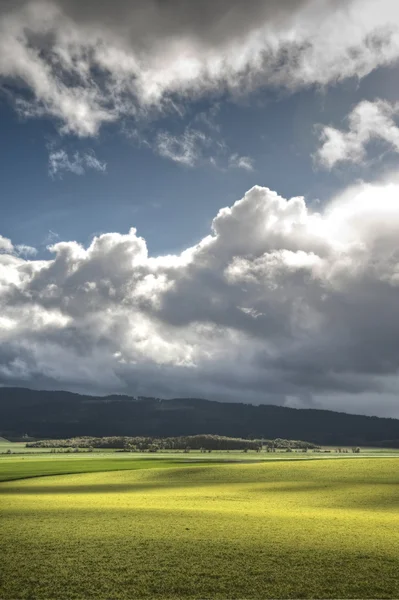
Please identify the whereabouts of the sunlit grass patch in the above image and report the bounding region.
[1,458,399,599]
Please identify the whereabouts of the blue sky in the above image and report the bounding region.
[2,63,398,257]
[2,0,399,417]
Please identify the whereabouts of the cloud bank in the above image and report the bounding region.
[2,181,399,416]
[1,0,399,135]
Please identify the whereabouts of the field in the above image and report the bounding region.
[0,439,56,454]
[1,452,399,599]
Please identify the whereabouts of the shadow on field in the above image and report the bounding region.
[0,479,334,497]
[250,482,333,494]
[2,529,399,600]
[331,487,399,512]
[0,465,220,495]
[0,481,198,495]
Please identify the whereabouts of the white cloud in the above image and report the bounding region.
[155,129,210,166]
[3,180,399,415]
[82,152,107,173]
[15,245,38,258]
[0,236,36,258]
[0,236,14,254]
[316,100,399,168]
[229,154,255,171]
[1,1,399,136]
[153,130,254,170]
[45,230,60,245]
[48,149,106,178]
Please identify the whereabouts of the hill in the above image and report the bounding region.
[1,386,399,446]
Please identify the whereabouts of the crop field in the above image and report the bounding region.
[1,454,399,599]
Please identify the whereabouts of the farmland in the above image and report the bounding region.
[1,451,399,599]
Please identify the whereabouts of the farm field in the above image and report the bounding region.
[1,454,399,599]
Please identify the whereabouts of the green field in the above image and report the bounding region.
[1,453,399,599]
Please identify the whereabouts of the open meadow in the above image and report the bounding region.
[1,451,399,599]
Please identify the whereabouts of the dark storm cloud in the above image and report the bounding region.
[2,183,399,416]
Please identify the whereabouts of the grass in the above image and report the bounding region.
[1,455,399,599]
[0,439,53,453]
[0,455,211,482]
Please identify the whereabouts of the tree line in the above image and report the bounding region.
[27,434,320,452]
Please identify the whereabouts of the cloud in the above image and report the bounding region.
[229,154,255,171]
[0,235,14,253]
[1,1,399,135]
[15,245,38,257]
[0,235,36,258]
[83,152,107,173]
[316,100,399,168]
[153,127,247,169]
[155,128,211,166]
[48,149,106,177]
[44,230,60,245]
[3,179,399,415]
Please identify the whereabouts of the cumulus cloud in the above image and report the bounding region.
[316,100,399,168]
[1,0,399,135]
[3,180,399,415]
[48,149,106,177]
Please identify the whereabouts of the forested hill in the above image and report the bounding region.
[1,386,399,447]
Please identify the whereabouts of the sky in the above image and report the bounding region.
[2,1,399,417]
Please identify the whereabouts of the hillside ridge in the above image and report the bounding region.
[1,386,398,446]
